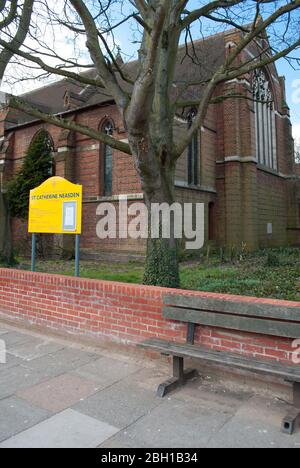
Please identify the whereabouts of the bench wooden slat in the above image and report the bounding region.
[164,294,300,322]
[138,338,300,383]
[163,306,300,338]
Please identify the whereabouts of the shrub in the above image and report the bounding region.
[7,130,54,219]
[265,251,280,267]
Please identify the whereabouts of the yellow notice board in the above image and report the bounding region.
[28,177,82,234]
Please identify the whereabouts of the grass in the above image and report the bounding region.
[8,247,300,301]
[14,259,145,285]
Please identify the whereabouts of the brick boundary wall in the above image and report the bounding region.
[0,268,298,366]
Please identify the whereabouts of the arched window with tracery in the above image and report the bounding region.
[253,69,277,170]
[101,120,114,196]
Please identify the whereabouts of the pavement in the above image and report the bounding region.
[0,321,300,448]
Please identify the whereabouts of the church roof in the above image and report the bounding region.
[11,32,227,126]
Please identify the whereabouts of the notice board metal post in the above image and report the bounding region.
[75,234,81,277]
[31,233,37,272]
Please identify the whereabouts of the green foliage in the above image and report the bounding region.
[143,238,180,288]
[0,193,17,266]
[180,247,300,301]
[0,254,18,267]
[265,251,280,267]
[7,130,53,219]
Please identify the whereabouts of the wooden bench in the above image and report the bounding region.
[138,294,300,435]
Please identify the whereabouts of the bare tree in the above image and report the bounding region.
[0,1,34,81]
[0,0,299,286]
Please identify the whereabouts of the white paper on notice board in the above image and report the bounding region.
[63,201,77,231]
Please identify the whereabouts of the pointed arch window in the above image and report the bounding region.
[187,109,199,186]
[253,69,277,170]
[101,120,114,196]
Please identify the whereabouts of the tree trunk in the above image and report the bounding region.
[142,164,180,289]
[128,125,180,288]
[143,230,180,288]
[0,193,15,266]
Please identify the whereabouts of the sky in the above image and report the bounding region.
[277,60,300,141]
[1,0,299,141]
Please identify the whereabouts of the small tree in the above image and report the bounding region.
[7,130,53,219]
[0,193,15,265]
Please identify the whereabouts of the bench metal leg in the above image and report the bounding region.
[282,382,300,435]
[157,356,197,398]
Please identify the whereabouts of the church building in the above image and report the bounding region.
[0,26,299,259]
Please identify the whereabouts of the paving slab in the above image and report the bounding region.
[22,347,100,379]
[1,331,33,348]
[74,379,164,429]
[0,353,24,373]
[1,321,300,448]
[106,365,247,415]
[0,365,50,400]
[72,357,143,389]
[207,396,300,448]
[17,373,101,412]
[0,409,119,448]
[123,366,171,393]
[171,375,252,412]
[0,396,51,443]
[8,337,65,361]
[100,397,234,448]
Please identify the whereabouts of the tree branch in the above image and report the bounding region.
[131,0,148,19]
[0,37,106,88]
[0,0,17,29]
[69,0,129,111]
[221,37,300,82]
[0,0,34,80]
[125,2,167,130]
[180,0,244,30]
[222,0,300,73]
[7,95,132,155]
